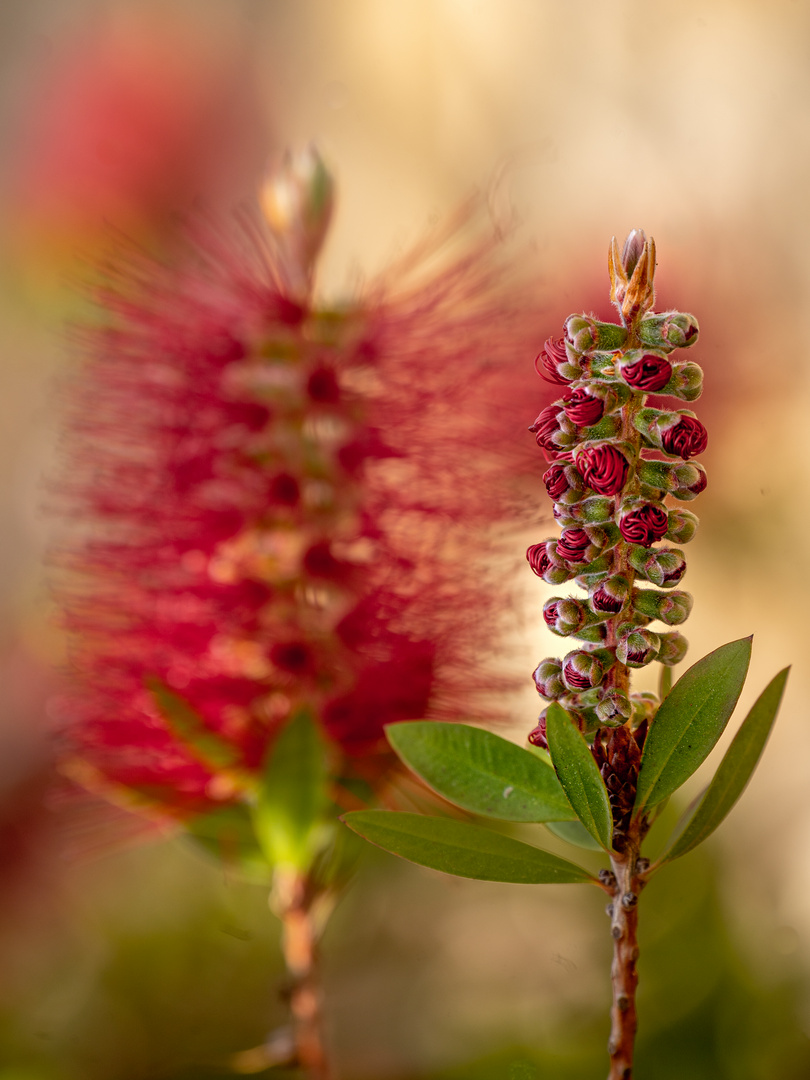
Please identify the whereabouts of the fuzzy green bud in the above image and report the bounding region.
[638,311,699,351]
[637,460,708,501]
[632,588,693,626]
[616,627,661,668]
[533,658,566,699]
[666,508,699,544]
[595,688,633,726]
[627,545,687,588]
[552,495,615,528]
[657,631,689,666]
[564,315,628,354]
[561,649,605,691]
[666,362,704,402]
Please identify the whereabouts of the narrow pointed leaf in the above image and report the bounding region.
[546,819,604,852]
[342,810,595,884]
[634,636,752,817]
[545,703,612,851]
[660,667,788,864]
[253,708,328,869]
[386,721,575,823]
[148,678,241,770]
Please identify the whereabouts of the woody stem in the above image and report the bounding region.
[275,870,332,1080]
[606,836,643,1080]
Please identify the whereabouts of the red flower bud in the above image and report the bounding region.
[576,444,629,496]
[543,461,582,501]
[621,353,672,392]
[661,415,708,460]
[687,467,708,497]
[527,715,548,749]
[556,528,592,564]
[534,337,574,385]
[590,574,630,614]
[619,503,669,546]
[563,387,604,426]
[529,405,564,453]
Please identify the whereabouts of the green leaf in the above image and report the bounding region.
[252,708,329,870]
[147,678,241,770]
[634,636,752,817]
[659,667,788,864]
[186,803,272,882]
[659,663,673,701]
[342,810,595,884]
[385,721,575,823]
[545,703,612,851]
[546,819,605,852]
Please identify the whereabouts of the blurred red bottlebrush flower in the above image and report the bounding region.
[50,154,545,821]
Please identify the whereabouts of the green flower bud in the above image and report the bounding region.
[632,588,693,626]
[564,315,628,354]
[616,627,661,668]
[666,362,704,402]
[666,508,699,544]
[532,658,566,699]
[595,689,633,726]
[574,624,609,644]
[588,573,631,615]
[657,631,689,666]
[631,692,659,726]
[627,545,687,588]
[637,460,708,501]
[638,311,699,351]
[562,649,605,690]
[553,496,615,527]
[543,597,587,635]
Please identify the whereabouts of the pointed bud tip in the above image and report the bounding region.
[621,229,648,277]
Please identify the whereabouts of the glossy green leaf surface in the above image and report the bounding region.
[634,636,752,817]
[148,678,241,770]
[546,819,605,852]
[386,721,575,822]
[545,704,613,851]
[660,667,788,864]
[253,708,328,870]
[342,810,595,884]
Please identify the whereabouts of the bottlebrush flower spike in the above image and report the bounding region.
[51,151,543,826]
[527,228,705,746]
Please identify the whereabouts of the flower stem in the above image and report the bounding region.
[606,839,643,1080]
[274,869,333,1080]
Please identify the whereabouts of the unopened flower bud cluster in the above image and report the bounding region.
[527,239,706,747]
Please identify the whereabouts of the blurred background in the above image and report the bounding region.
[0,1,809,1077]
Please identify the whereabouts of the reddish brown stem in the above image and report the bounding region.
[275,870,333,1080]
[606,842,643,1080]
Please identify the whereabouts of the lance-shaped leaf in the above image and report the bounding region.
[253,708,328,870]
[634,636,752,818]
[342,810,595,884]
[147,678,241,770]
[545,703,612,851]
[659,667,788,864]
[386,721,575,823]
[187,803,272,882]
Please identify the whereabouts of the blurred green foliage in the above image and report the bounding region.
[0,823,807,1079]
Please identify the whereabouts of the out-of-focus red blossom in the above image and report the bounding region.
[6,12,263,269]
[50,191,546,822]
